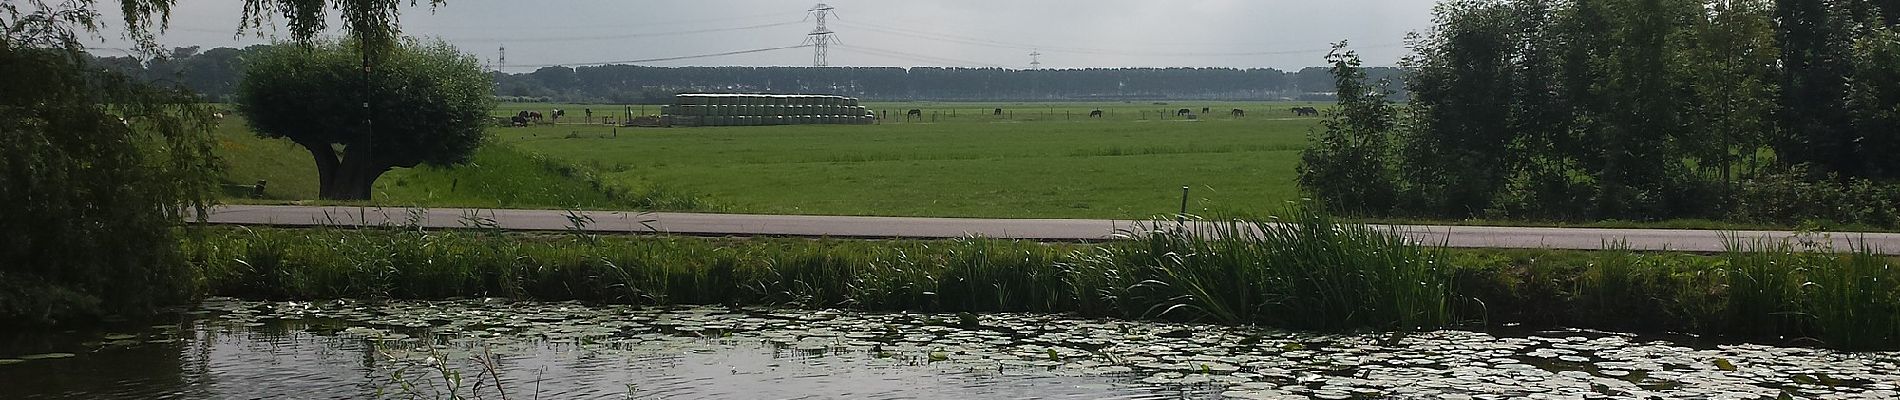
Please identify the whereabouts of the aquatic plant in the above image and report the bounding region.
[189,206,1900,349]
[1089,206,1451,330]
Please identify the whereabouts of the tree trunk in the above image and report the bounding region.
[299,140,389,201]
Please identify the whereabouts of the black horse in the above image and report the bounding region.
[1089,109,1103,118]
[907,109,923,120]
[1290,107,1318,117]
[1231,109,1245,118]
[993,108,1003,116]
[1201,107,1210,115]
[1176,108,1193,117]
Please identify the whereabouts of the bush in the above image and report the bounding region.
[1,40,218,327]
[1731,167,1900,228]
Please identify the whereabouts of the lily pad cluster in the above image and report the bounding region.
[78,298,1900,399]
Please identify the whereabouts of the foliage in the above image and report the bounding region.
[1730,166,1900,227]
[1397,0,1522,217]
[1303,0,1900,227]
[236,38,494,200]
[1,1,219,325]
[1297,43,1400,215]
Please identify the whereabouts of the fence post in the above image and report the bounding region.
[1178,186,1190,224]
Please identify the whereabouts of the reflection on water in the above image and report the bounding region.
[0,302,1194,399]
[2,298,1898,399]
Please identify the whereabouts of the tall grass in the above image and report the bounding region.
[194,205,1451,331]
[1078,208,1450,330]
[190,210,1900,349]
[1722,236,1900,350]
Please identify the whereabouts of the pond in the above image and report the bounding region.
[2,298,1896,399]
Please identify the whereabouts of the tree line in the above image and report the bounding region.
[1302,0,1900,227]
[96,46,1406,102]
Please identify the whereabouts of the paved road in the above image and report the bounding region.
[203,205,1900,254]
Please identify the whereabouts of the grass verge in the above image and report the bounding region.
[187,208,1900,350]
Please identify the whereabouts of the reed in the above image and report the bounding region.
[189,209,1900,349]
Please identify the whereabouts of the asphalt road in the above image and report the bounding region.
[202,205,1900,254]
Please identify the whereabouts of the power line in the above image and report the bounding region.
[410,10,806,31]
[865,13,1348,48]
[837,20,1402,58]
[503,44,813,69]
[451,20,803,43]
[831,43,1009,68]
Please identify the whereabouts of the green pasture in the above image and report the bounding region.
[219,101,1325,218]
[486,101,1323,218]
[493,101,1334,123]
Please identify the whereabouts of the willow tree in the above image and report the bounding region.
[0,0,441,324]
[236,39,493,200]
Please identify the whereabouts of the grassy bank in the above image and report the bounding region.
[189,210,1900,350]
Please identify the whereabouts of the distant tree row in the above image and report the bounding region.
[94,46,1406,102]
[504,65,1407,102]
[1302,0,1900,227]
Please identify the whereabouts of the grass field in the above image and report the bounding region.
[486,101,1326,218]
[218,101,1328,219]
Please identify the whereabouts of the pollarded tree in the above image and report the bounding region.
[236,39,494,200]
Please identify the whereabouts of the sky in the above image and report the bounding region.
[92,0,1438,72]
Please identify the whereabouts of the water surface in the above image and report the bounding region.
[2,298,1895,399]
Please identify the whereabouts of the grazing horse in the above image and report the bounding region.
[527,111,545,123]
[1201,107,1210,115]
[510,115,529,127]
[1089,109,1104,118]
[551,109,565,122]
[993,108,1003,116]
[1290,107,1318,117]
[1176,108,1193,117]
[1231,109,1245,118]
[906,109,923,120]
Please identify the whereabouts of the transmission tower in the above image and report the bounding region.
[1029,51,1043,69]
[497,45,507,73]
[804,3,838,66]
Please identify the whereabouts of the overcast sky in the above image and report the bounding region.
[92,0,1436,72]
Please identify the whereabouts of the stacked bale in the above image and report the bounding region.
[663,93,873,126]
